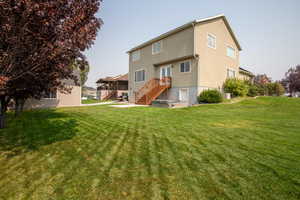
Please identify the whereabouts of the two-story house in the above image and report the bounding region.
[127,15,242,105]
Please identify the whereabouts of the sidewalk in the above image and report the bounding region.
[80,101,115,106]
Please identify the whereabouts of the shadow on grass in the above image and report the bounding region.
[0,109,80,157]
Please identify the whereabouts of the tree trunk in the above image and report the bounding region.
[14,97,26,117]
[20,98,26,112]
[0,97,8,129]
[15,98,20,117]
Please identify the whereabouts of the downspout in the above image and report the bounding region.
[192,22,196,58]
[192,22,199,98]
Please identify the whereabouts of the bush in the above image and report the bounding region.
[266,83,275,96]
[266,82,285,96]
[275,82,285,96]
[256,84,267,96]
[247,84,259,97]
[223,78,249,97]
[198,90,223,103]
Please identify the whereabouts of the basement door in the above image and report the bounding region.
[179,88,189,102]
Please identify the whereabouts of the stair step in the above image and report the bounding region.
[135,77,172,105]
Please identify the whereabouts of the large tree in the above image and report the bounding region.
[72,58,90,86]
[0,0,102,128]
[281,65,300,95]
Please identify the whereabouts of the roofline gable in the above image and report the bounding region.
[127,14,242,53]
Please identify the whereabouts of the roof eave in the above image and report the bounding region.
[127,14,242,53]
[126,20,196,53]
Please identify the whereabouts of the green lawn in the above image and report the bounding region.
[0,97,300,200]
[81,99,110,104]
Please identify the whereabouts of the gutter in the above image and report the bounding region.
[153,54,199,67]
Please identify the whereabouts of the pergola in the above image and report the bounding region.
[96,74,128,91]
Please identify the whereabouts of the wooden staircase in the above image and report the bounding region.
[103,90,117,100]
[135,77,171,105]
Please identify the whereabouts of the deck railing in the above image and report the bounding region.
[135,77,171,104]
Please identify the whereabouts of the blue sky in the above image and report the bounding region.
[84,0,300,87]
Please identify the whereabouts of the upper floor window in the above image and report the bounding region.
[131,50,140,62]
[152,40,162,54]
[207,33,216,49]
[180,61,191,72]
[226,46,236,58]
[227,68,236,78]
[135,69,145,82]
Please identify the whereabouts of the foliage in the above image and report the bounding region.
[256,84,267,96]
[1,97,300,199]
[223,78,249,97]
[275,82,285,96]
[0,0,102,127]
[247,84,259,97]
[198,90,223,103]
[266,82,285,96]
[254,74,272,85]
[281,65,300,94]
[72,59,90,86]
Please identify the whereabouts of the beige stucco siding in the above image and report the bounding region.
[153,59,198,88]
[238,72,252,81]
[195,19,240,90]
[24,85,81,109]
[129,27,195,102]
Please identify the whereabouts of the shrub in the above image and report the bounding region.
[266,83,276,96]
[198,90,223,103]
[247,84,259,97]
[223,78,249,97]
[275,82,285,96]
[256,84,267,96]
[266,82,285,96]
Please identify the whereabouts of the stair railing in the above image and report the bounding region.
[135,77,172,104]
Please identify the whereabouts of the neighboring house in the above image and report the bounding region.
[24,71,81,109]
[254,74,272,85]
[239,67,255,82]
[82,86,97,99]
[96,74,128,100]
[128,14,242,105]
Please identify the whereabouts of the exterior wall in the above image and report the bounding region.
[128,27,195,103]
[195,18,240,94]
[238,72,252,81]
[158,87,199,105]
[153,59,198,88]
[155,58,198,105]
[83,89,97,98]
[24,85,81,109]
[99,90,128,100]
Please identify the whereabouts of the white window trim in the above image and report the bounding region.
[207,33,217,49]
[226,45,236,59]
[152,40,163,55]
[135,69,146,82]
[179,60,192,73]
[160,65,172,79]
[131,50,140,62]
